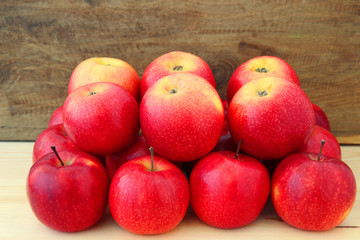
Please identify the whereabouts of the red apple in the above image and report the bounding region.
[140,51,215,98]
[32,124,78,163]
[227,56,300,102]
[109,148,189,234]
[190,150,270,228]
[27,147,109,232]
[312,103,331,131]
[48,106,63,128]
[63,82,139,155]
[299,125,341,159]
[68,57,140,101]
[105,132,149,179]
[228,77,315,160]
[271,141,356,231]
[140,73,224,162]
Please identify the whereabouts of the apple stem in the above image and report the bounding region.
[317,140,326,161]
[172,65,183,71]
[51,145,64,166]
[234,140,242,160]
[169,88,178,94]
[149,147,155,172]
[257,90,269,97]
[255,67,268,73]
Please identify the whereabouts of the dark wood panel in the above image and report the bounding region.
[0,0,359,143]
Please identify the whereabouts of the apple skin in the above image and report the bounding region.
[105,133,149,179]
[312,103,331,131]
[48,106,63,128]
[190,151,270,228]
[271,152,356,231]
[63,82,139,155]
[299,125,341,160]
[227,56,300,103]
[109,155,189,235]
[32,124,79,163]
[140,73,224,162]
[228,77,315,161]
[140,51,216,98]
[68,57,140,101]
[27,149,109,232]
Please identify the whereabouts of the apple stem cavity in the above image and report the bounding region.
[234,140,242,160]
[172,65,183,71]
[317,140,326,161]
[169,88,178,94]
[149,147,155,172]
[51,145,65,166]
[255,67,268,73]
[257,90,269,97]
[88,91,97,96]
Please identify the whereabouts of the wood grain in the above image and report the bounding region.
[0,0,359,142]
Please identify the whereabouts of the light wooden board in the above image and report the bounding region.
[0,142,359,239]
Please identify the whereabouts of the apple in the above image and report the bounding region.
[109,147,189,234]
[68,57,140,101]
[140,51,216,98]
[271,140,356,231]
[190,146,270,228]
[105,132,149,179]
[27,146,109,232]
[63,82,139,155]
[228,77,315,160]
[299,125,341,159]
[48,106,63,128]
[227,56,300,102]
[312,103,331,131]
[213,99,237,152]
[32,124,78,163]
[140,73,224,162]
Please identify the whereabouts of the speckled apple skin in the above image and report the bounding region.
[227,56,300,103]
[48,105,63,128]
[299,125,341,160]
[68,57,140,101]
[140,51,215,98]
[140,73,224,162]
[271,152,356,231]
[63,82,139,155]
[32,124,78,163]
[190,151,270,229]
[228,77,315,161]
[312,103,331,131]
[109,155,189,235]
[105,133,149,179]
[27,150,109,232]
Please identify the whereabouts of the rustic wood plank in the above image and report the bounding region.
[0,0,359,142]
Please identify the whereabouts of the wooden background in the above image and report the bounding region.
[0,0,359,143]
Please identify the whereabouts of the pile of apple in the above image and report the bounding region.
[27,52,356,234]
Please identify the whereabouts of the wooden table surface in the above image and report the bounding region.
[1,141,359,239]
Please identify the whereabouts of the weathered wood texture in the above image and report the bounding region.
[0,0,359,142]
